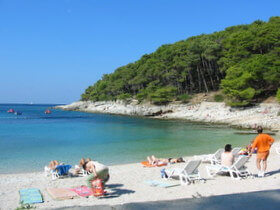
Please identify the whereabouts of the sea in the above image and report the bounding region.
[0,104,255,174]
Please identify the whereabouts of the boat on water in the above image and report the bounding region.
[7,109,15,113]
[14,111,22,115]
[45,109,52,114]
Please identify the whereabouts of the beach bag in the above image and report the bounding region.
[161,168,168,178]
[91,179,105,197]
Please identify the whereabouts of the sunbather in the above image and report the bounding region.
[147,155,184,166]
[48,160,59,170]
[239,140,257,156]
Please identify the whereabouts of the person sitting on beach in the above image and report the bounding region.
[221,144,234,167]
[80,158,110,187]
[147,155,184,166]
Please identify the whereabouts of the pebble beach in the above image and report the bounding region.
[1,140,280,209]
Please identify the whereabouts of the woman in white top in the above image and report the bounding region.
[221,144,234,167]
[79,158,109,187]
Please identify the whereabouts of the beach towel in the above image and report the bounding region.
[55,165,72,176]
[144,180,179,188]
[19,188,43,204]
[69,186,93,197]
[47,188,78,200]
[141,161,167,167]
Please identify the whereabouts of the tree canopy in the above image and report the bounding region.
[82,17,280,106]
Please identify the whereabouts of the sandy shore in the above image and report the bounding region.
[56,101,280,131]
[1,140,280,210]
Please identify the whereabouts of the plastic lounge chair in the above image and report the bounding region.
[232,147,241,157]
[275,147,280,155]
[206,156,252,180]
[51,165,72,180]
[165,160,203,185]
[194,148,224,165]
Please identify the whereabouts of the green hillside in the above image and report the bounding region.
[82,17,280,106]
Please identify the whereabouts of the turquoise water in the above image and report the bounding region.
[0,104,254,174]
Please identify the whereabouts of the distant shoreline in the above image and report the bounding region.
[56,100,280,132]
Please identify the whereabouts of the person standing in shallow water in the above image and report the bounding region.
[251,126,274,177]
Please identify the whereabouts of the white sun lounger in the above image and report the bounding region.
[165,160,203,185]
[206,156,252,180]
[232,147,241,157]
[275,147,280,155]
[194,148,224,165]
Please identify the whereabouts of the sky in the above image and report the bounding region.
[0,0,279,104]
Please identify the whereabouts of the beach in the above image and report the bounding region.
[1,140,280,210]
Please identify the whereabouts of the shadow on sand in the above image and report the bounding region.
[56,189,280,210]
[100,183,135,199]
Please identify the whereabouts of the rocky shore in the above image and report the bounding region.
[56,100,280,131]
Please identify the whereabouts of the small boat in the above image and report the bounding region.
[14,111,22,115]
[45,109,52,114]
[7,109,15,113]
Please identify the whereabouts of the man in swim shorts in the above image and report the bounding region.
[251,126,274,177]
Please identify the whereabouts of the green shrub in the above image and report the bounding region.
[117,93,131,100]
[149,86,177,105]
[177,94,192,103]
[277,88,280,103]
[136,90,148,102]
[227,100,250,107]
[16,202,35,210]
[214,94,224,102]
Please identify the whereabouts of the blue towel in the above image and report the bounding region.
[56,165,72,176]
[145,180,179,188]
[19,188,43,204]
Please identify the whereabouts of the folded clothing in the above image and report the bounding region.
[19,188,43,204]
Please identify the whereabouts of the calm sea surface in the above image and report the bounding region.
[0,104,255,174]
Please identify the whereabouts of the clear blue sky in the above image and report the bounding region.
[0,0,279,104]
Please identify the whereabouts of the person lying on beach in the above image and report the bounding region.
[44,160,63,176]
[147,155,185,166]
[48,160,59,170]
[80,158,109,187]
[221,144,234,167]
[239,140,257,155]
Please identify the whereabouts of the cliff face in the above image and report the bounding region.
[56,101,280,131]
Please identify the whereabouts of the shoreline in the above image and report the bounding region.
[1,141,280,209]
[56,100,280,131]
